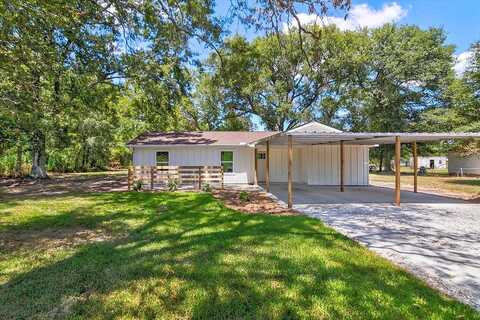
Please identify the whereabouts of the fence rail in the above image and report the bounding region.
[128,165,223,190]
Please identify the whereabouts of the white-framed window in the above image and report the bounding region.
[257,151,266,160]
[221,151,234,173]
[156,151,169,166]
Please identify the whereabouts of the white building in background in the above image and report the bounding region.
[409,156,447,169]
[448,152,480,175]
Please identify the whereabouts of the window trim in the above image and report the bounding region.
[156,151,169,167]
[220,151,234,173]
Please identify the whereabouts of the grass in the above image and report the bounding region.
[0,192,479,319]
[370,167,480,198]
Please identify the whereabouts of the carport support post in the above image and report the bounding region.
[254,148,258,185]
[266,140,270,192]
[340,140,345,192]
[288,135,293,208]
[395,136,401,206]
[413,141,418,193]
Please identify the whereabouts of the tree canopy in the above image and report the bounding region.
[0,0,478,177]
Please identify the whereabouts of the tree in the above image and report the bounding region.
[0,0,222,178]
[199,28,354,131]
[346,25,455,170]
[418,40,480,156]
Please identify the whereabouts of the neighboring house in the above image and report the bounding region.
[127,122,370,185]
[448,152,480,175]
[409,156,448,169]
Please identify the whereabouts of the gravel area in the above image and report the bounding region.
[299,202,480,310]
[266,183,480,310]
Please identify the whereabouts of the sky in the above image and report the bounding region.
[210,0,480,75]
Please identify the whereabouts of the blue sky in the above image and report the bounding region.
[362,0,479,53]
[207,1,479,73]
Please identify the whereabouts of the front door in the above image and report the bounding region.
[430,159,435,169]
[257,151,266,182]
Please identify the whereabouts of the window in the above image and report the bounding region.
[257,152,266,160]
[156,151,169,166]
[221,151,233,173]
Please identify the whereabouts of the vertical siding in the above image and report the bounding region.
[132,144,370,186]
[268,146,305,183]
[132,146,254,184]
[306,145,368,186]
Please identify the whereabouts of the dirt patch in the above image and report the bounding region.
[0,227,122,253]
[0,172,127,199]
[212,189,298,215]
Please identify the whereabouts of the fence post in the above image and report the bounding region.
[221,166,224,190]
[128,166,133,191]
[198,167,202,190]
[150,166,155,191]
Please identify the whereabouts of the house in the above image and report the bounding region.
[127,121,480,207]
[448,152,480,175]
[127,122,370,186]
[409,156,447,169]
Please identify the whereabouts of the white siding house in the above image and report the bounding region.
[448,152,480,175]
[409,156,447,169]
[128,122,370,186]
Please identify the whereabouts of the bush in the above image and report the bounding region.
[201,183,212,193]
[167,178,178,192]
[239,191,250,202]
[132,180,143,191]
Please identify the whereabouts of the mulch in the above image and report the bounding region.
[211,189,298,215]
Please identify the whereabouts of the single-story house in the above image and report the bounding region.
[409,156,447,169]
[127,121,480,207]
[127,122,369,186]
[448,152,480,175]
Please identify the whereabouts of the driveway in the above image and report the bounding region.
[266,183,480,309]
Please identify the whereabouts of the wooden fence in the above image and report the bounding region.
[128,165,223,190]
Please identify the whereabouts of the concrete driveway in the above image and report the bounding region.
[266,183,480,309]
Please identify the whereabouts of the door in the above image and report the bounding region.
[430,159,435,169]
[257,151,266,182]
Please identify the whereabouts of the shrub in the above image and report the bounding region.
[239,191,250,202]
[167,177,178,192]
[132,180,143,191]
[202,183,212,193]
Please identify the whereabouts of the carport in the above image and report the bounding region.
[253,131,480,208]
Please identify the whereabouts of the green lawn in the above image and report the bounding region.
[0,192,478,319]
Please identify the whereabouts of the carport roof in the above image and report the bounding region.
[255,131,480,146]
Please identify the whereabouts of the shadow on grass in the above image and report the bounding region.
[0,192,478,319]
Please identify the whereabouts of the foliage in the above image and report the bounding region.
[417,41,480,155]
[0,191,478,318]
[239,191,251,202]
[167,177,178,192]
[202,183,212,193]
[132,180,143,192]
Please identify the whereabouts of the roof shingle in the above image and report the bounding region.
[127,131,279,146]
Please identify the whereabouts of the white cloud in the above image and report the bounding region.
[454,51,473,76]
[286,2,407,32]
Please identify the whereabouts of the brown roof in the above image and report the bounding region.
[127,131,279,146]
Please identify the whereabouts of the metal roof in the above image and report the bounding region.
[260,132,480,146]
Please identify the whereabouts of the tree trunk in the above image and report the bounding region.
[30,130,48,178]
[15,143,23,177]
[378,147,384,172]
[383,146,393,172]
[15,130,23,177]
